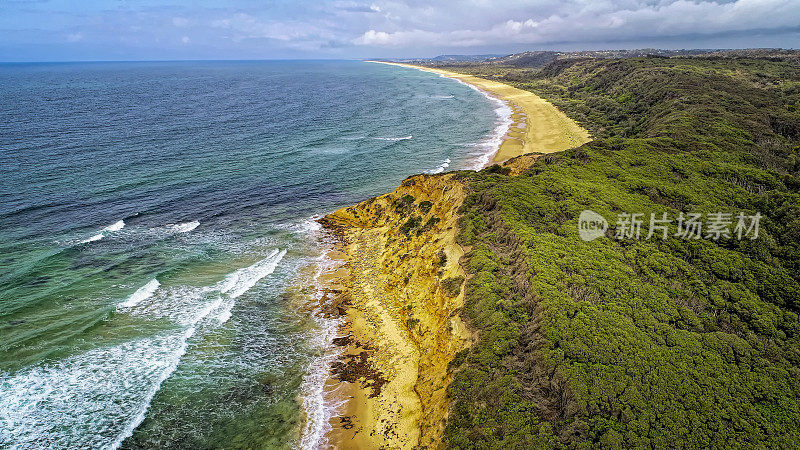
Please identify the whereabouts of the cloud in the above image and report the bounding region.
[2,0,798,61]
[209,12,347,50]
[352,0,800,48]
[355,29,392,45]
[333,1,382,13]
[211,13,308,41]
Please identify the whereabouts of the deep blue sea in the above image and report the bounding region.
[0,60,507,448]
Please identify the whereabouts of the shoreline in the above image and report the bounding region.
[297,228,348,450]
[300,63,591,449]
[368,61,591,163]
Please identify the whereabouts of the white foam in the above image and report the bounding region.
[107,328,193,450]
[471,96,514,169]
[170,221,199,233]
[432,94,454,99]
[105,220,125,232]
[81,234,104,243]
[378,61,514,170]
[126,250,286,326]
[213,298,235,324]
[80,220,125,243]
[437,75,513,169]
[0,249,287,448]
[0,331,191,450]
[126,285,207,325]
[427,158,451,174]
[273,217,325,237]
[187,295,224,326]
[217,249,287,299]
[298,324,345,450]
[374,135,412,141]
[298,248,346,450]
[298,216,323,235]
[119,279,160,309]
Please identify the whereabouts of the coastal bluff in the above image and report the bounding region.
[315,60,589,449]
[320,171,473,448]
[319,155,539,448]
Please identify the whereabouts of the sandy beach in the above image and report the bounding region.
[370,61,591,163]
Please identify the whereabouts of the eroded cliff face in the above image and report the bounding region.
[321,172,472,448]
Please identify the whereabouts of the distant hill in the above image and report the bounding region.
[376,48,799,69]
[429,54,506,62]
[486,51,558,67]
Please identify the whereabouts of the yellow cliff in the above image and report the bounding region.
[321,172,472,448]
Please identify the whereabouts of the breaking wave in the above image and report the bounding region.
[217,249,287,299]
[374,135,412,141]
[427,158,451,174]
[119,279,161,309]
[0,249,286,449]
[170,221,199,233]
[80,220,125,243]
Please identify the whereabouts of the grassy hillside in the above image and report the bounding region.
[445,56,800,448]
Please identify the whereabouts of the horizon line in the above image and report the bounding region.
[0,46,796,64]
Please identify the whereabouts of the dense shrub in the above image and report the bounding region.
[445,57,800,448]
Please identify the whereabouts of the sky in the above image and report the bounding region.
[0,0,798,61]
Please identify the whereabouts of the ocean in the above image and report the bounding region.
[0,60,509,448]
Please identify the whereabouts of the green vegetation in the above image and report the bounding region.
[444,56,800,448]
[400,216,423,235]
[395,193,416,214]
[419,216,441,234]
[442,276,465,297]
[437,249,449,267]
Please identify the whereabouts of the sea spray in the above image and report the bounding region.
[428,158,451,174]
[0,333,190,449]
[214,298,235,324]
[107,328,193,450]
[105,220,125,232]
[374,135,413,141]
[472,97,513,169]
[298,312,345,450]
[81,234,104,243]
[125,250,287,325]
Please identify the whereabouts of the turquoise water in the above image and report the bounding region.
[0,60,506,448]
